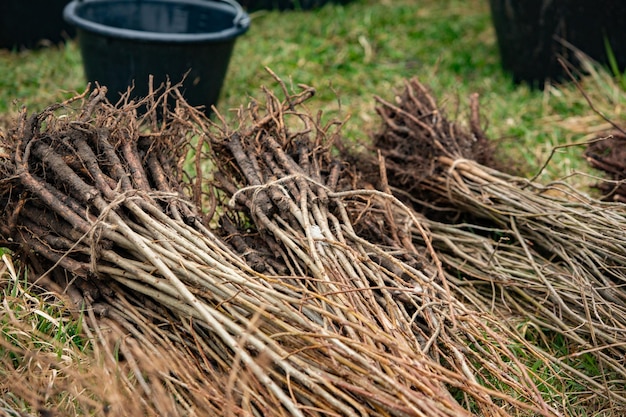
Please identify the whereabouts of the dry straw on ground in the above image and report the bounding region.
[0,74,625,416]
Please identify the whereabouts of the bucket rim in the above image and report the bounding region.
[63,0,250,43]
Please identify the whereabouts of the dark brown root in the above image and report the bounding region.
[585,132,626,202]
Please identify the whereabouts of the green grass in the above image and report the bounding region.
[0,257,85,354]
[0,253,90,416]
[2,0,624,185]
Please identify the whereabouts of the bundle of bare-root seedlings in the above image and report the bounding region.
[353,78,626,410]
[0,75,624,416]
[0,77,576,417]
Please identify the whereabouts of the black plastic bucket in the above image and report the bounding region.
[63,0,250,114]
[1,0,75,49]
[489,0,626,87]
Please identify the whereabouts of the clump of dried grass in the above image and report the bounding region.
[0,255,139,416]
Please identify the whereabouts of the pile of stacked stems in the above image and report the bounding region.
[0,73,622,416]
[0,82,551,417]
[359,78,626,409]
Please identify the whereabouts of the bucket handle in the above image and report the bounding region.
[221,0,251,29]
[75,0,251,30]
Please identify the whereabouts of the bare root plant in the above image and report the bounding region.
[361,77,626,412]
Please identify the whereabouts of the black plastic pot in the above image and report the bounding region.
[63,0,250,114]
[489,0,626,87]
[0,0,75,49]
